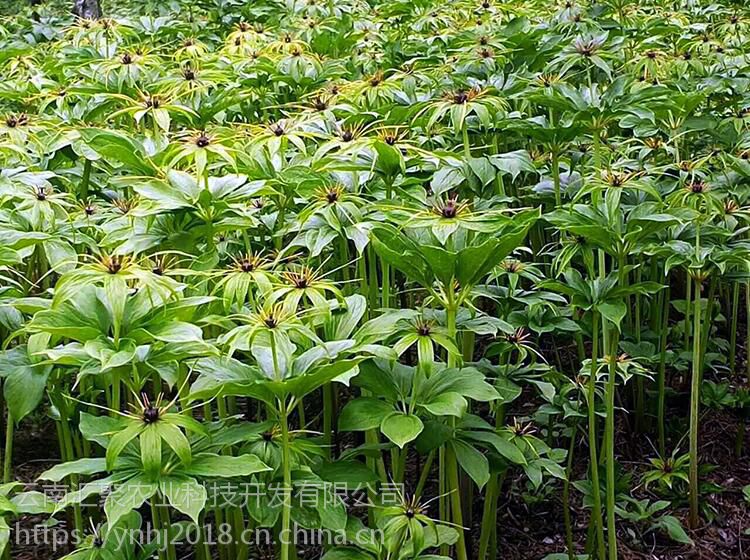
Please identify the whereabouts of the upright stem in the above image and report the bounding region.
[60,416,84,534]
[729,281,739,375]
[478,473,500,560]
[462,122,471,161]
[491,135,505,197]
[280,402,293,560]
[684,272,692,351]
[367,246,379,313]
[2,413,12,484]
[551,149,562,207]
[80,158,92,199]
[414,450,435,500]
[587,311,606,560]
[634,270,645,433]
[478,404,506,560]
[381,177,394,308]
[604,326,619,560]
[161,496,177,560]
[322,383,333,459]
[111,373,121,416]
[446,443,468,560]
[438,445,448,557]
[563,422,578,560]
[688,275,702,529]
[446,303,458,368]
[657,284,671,456]
[151,498,166,560]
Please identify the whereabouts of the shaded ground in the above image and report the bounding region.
[490,408,749,560]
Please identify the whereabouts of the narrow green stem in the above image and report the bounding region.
[729,281,740,375]
[394,447,407,483]
[657,284,671,456]
[588,312,606,560]
[3,414,12,484]
[563,423,578,560]
[151,498,166,560]
[280,403,293,560]
[381,178,394,308]
[688,275,702,529]
[478,473,499,560]
[446,444,468,560]
[60,417,84,534]
[414,450,435,500]
[478,404,506,560]
[446,304,458,368]
[438,445,448,557]
[605,327,619,560]
[323,383,333,459]
[684,271,692,351]
[551,149,562,207]
[111,373,121,417]
[80,158,92,199]
[462,122,471,161]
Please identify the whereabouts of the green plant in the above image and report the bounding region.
[0,1,748,559]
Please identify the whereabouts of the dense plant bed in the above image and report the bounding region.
[0,0,749,559]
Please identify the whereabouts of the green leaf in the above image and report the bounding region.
[467,431,526,465]
[106,422,145,470]
[156,422,192,466]
[657,515,693,545]
[321,548,372,560]
[373,141,404,177]
[38,458,107,482]
[421,392,467,417]
[79,128,155,175]
[280,359,362,399]
[190,356,264,401]
[597,301,627,330]
[12,491,54,514]
[495,377,522,404]
[456,213,538,290]
[80,412,123,448]
[43,239,77,273]
[161,476,206,524]
[1,346,51,422]
[452,440,489,489]
[420,245,457,286]
[104,475,157,527]
[339,398,394,431]
[317,460,379,486]
[380,412,424,449]
[184,453,271,477]
[131,177,192,211]
[148,321,203,343]
[371,225,431,287]
[0,519,8,557]
[52,476,117,515]
[489,150,536,180]
[140,425,162,477]
[431,165,465,196]
[415,421,453,454]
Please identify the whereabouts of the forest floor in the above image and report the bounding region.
[491,408,749,560]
